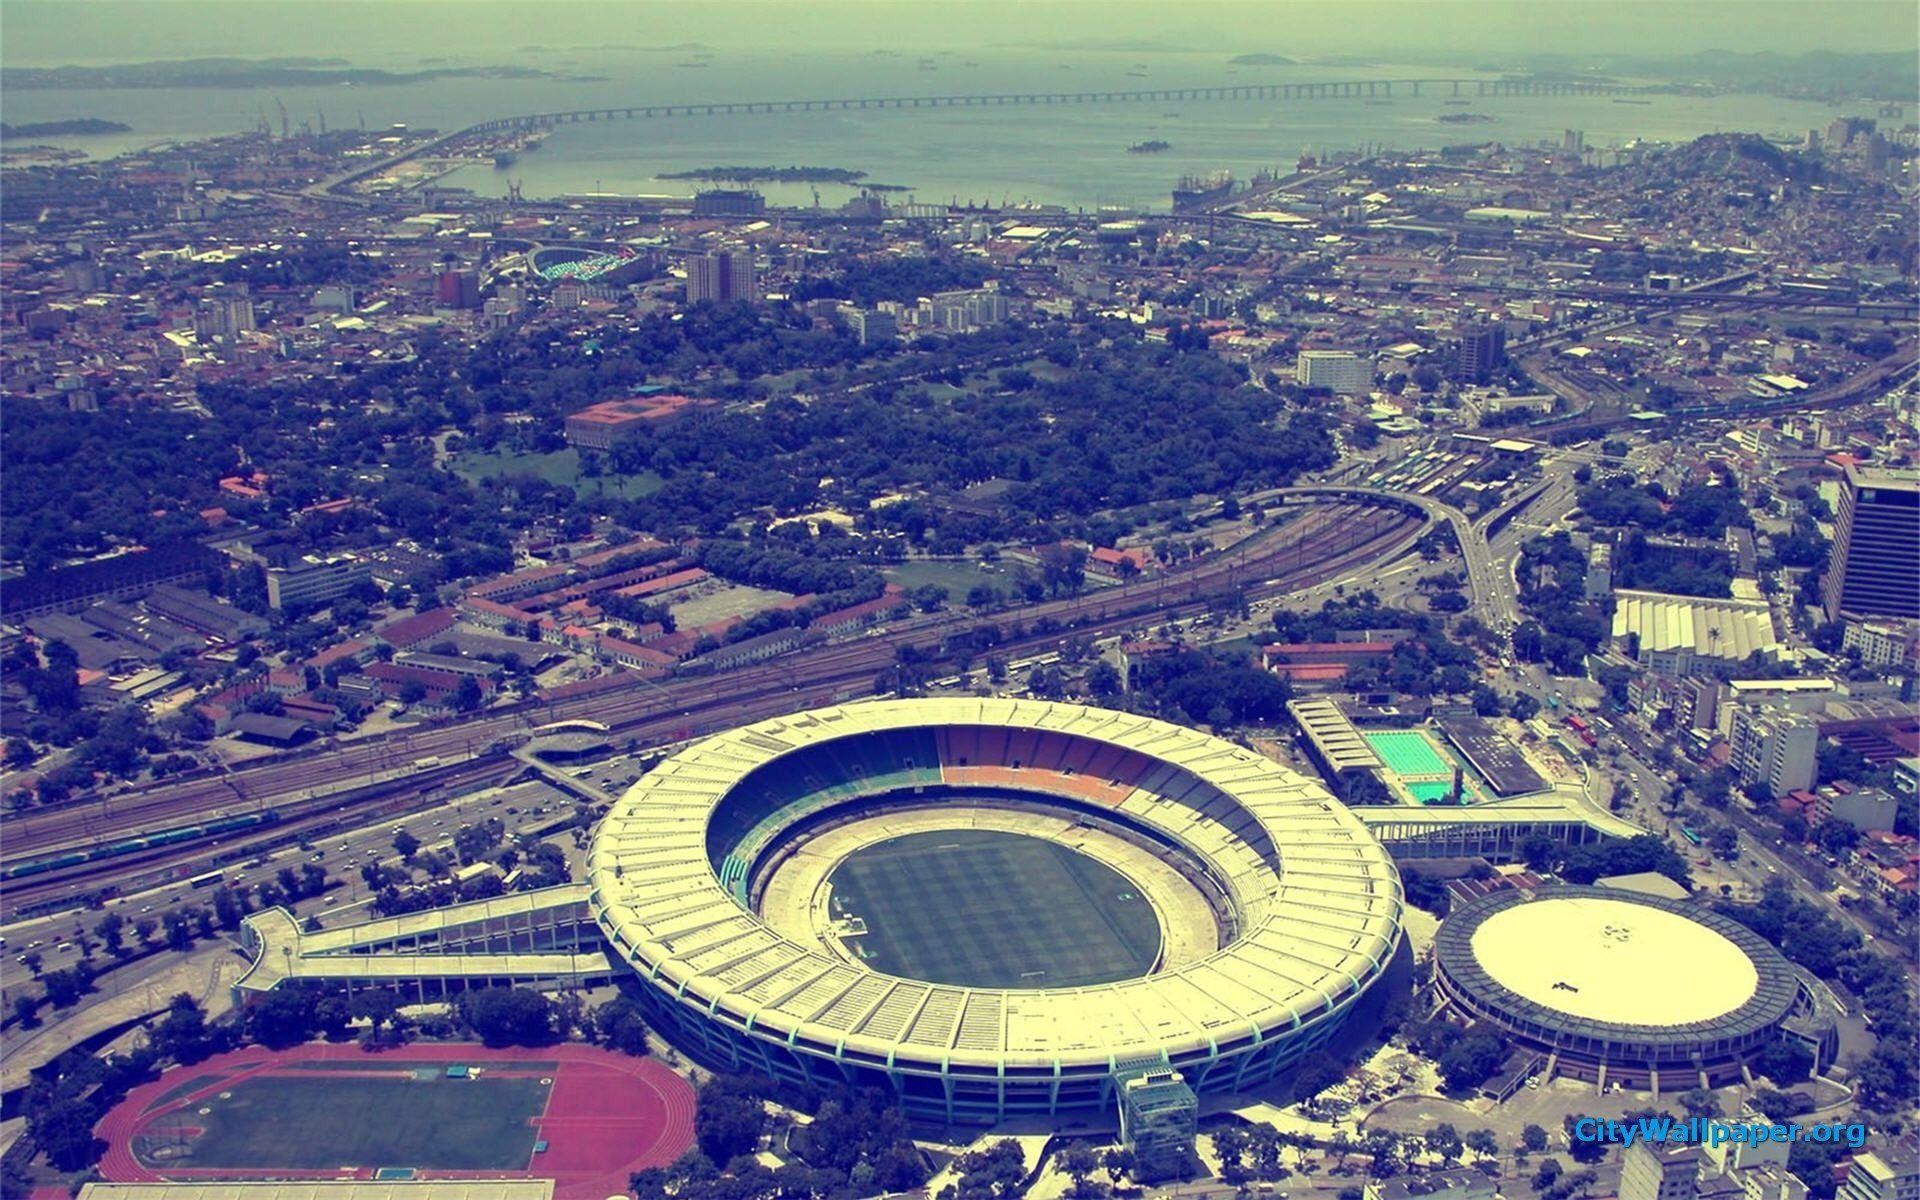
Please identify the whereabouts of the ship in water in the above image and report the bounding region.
[1172,170,1234,212]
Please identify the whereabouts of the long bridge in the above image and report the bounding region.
[464,77,1655,133]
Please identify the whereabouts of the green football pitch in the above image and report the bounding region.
[827,828,1162,988]
[180,1074,548,1170]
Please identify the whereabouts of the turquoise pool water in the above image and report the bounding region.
[1363,731,1454,777]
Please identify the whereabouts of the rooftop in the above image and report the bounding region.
[1612,589,1779,660]
[1470,894,1757,1026]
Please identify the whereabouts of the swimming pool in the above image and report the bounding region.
[1363,731,1455,778]
[1407,781,1465,804]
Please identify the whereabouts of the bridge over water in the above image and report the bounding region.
[465,77,1653,133]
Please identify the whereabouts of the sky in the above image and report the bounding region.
[2,0,1917,66]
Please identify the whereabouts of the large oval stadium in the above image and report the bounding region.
[587,698,1403,1124]
[1433,885,1804,1088]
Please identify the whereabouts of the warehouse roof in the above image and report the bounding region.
[1612,589,1778,661]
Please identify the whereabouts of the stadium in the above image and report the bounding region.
[525,245,653,285]
[1433,885,1813,1089]
[586,698,1403,1124]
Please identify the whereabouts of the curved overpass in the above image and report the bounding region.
[1265,485,1518,626]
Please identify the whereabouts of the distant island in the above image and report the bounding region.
[1228,54,1295,67]
[0,118,131,139]
[1128,140,1172,154]
[2,57,595,90]
[522,42,712,53]
[1436,112,1496,124]
[659,165,870,184]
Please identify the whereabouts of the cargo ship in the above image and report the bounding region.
[1172,170,1234,212]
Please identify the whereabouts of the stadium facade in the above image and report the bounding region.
[1433,886,1816,1089]
[587,698,1403,1124]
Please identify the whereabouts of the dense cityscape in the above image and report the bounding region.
[1,7,1917,1200]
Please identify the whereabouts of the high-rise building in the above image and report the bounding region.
[846,308,896,345]
[1455,322,1507,383]
[1622,1143,1701,1200]
[1728,707,1819,798]
[1843,620,1920,671]
[687,251,758,304]
[193,293,256,341]
[1838,1147,1920,1200]
[1823,465,1920,621]
[1295,350,1374,395]
[435,269,481,310]
[1563,129,1586,153]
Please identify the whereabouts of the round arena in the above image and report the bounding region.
[588,698,1403,1124]
[1433,885,1806,1088]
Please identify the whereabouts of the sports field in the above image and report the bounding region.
[178,1074,547,1169]
[828,828,1161,988]
[99,1043,696,1200]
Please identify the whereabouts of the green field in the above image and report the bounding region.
[882,559,1010,599]
[828,827,1161,988]
[449,447,663,498]
[178,1074,548,1170]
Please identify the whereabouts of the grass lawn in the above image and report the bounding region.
[883,559,1010,599]
[182,1074,547,1170]
[829,827,1161,989]
[449,447,663,498]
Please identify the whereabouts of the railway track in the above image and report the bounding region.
[1,503,1414,915]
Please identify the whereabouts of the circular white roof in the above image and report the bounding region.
[588,698,1403,1070]
[1469,895,1758,1026]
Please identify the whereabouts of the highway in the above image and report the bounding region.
[1259,482,1536,628]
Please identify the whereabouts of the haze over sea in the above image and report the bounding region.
[1,0,1894,210]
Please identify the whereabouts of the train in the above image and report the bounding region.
[0,809,281,882]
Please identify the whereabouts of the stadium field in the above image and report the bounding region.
[177,1074,546,1170]
[828,827,1161,988]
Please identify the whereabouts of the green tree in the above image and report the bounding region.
[458,986,557,1047]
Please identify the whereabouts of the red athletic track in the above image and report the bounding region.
[97,1042,696,1200]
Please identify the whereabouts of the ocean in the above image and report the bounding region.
[0,47,1868,210]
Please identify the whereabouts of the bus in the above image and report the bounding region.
[1681,828,1703,846]
[188,869,224,889]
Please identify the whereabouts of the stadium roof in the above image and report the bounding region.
[589,698,1402,1072]
[1287,698,1382,771]
[1435,885,1797,1049]
[1470,894,1756,1025]
[1611,589,1778,660]
[237,887,607,994]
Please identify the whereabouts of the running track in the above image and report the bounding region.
[96,1043,696,1200]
